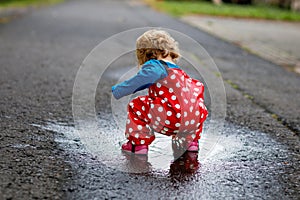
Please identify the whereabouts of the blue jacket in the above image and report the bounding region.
[112,59,180,99]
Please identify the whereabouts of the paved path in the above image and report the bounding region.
[0,0,299,199]
[182,15,300,74]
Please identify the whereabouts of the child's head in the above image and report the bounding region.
[136,29,180,66]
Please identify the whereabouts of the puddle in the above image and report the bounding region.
[10,143,35,149]
[31,117,290,175]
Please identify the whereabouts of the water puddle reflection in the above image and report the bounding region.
[31,119,290,175]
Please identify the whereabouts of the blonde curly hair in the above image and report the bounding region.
[136,29,180,66]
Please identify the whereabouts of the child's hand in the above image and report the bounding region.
[111,85,116,92]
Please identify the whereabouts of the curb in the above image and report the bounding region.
[181,15,300,75]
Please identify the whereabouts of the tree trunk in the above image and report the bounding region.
[213,0,223,5]
[291,0,300,11]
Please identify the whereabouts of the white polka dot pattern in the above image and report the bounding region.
[124,67,208,146]
[167,111,172,116]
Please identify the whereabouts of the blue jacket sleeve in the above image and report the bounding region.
[112,61,167,99]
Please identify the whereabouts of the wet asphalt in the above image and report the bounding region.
[0,0,299,199]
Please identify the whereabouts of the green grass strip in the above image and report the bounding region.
[0,0,64,8]
[145,0,300,21]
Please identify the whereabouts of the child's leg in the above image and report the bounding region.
[172,123,203,153]
[125,96,155,146]
[194,123,203,141]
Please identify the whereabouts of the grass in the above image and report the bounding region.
[0,0,64,8]
[225,79,239,89]
[145,0,300,21]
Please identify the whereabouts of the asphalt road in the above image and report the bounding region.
[0,0,299,199]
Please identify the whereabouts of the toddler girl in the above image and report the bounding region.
[112,29,208,155]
